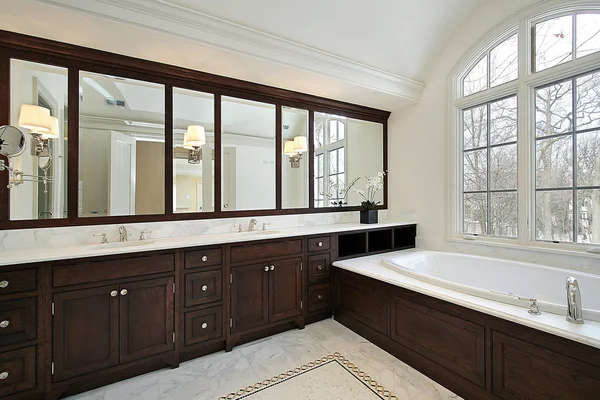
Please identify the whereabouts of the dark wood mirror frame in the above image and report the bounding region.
[0,30,389,230]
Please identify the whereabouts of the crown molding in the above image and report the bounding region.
[34,0,424,103]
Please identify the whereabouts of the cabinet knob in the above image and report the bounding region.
[317,265,323,270]
[201,256,208,262]
[0,320,9,328]
[201,322,208,329]
[318,242,323,247]
[264,266,269,272]
[110,290,118,297]
[318,294,323,300]
[201,285,208,292]
[120,289,128,296]
[0,280,8,288]
[270,265,275,271]
[0,372,8,380]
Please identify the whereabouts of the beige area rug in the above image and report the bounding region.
[218,353,398,400]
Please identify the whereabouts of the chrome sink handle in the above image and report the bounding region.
[139,229,152,241]
[262,223,271,231]
[93,233,108,244]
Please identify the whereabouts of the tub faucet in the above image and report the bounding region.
[119,226,128,242]
[566,277,584,324]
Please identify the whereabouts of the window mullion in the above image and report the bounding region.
[572,76,578,244]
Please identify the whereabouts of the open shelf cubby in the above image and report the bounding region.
[394,225,417,250]
[338,232,368,258]
[368,229,393,253]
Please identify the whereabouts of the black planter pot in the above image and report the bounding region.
[360,209,378,224]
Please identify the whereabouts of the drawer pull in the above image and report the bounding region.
[318,294,323,300]
[120,289,128,296]
[317,265,323,270]
[0,280,8,288]
[201,322,208,329]
[0,371,8,380]
[270,265,275,271]
[201,285,208,292]
[202,256,208,262]
[318,242,323,247]
[0,320,9,328]
[110,290,118,297]
[264,266,269,272]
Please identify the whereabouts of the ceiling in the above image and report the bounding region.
[16,0,486,110]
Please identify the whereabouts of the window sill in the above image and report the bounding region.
[447,235,600,260]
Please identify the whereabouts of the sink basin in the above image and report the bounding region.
[85,241,156,251]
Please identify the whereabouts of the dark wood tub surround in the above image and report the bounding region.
[0,224,416,399]
[334,268,600,400]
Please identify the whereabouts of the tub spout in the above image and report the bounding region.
[566,277,584,324]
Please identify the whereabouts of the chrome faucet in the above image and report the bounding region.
[118,226,128,242]
[248,219,258,232]
[566,277,584,324]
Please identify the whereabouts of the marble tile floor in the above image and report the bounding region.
[66,319,461,400]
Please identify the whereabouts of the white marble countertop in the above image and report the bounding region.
[333,249,600,350]
[0,221,415,267]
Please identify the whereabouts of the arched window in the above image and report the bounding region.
[314,116,346,207]
[452,3,600,250]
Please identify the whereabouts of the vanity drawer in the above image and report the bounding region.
[53,253,175,287]
[230,239,302,264]
[0,298,36,346]
[0,269,36,296]
[185,270,222,307]
[308,283,331,313]
[0,346,36,397]
[185,306,223,346]
[185,248,223,269]
[308,236,331,253]
[308,254,331,284]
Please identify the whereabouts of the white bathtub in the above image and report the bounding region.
[381,251,600,322]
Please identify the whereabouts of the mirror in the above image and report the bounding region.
[0,126,27,157]
[221,96,276,211]
[314,113,384,208]
[282,107,309,209]
[173,88,214,213]
[9,59,68,220]
[78,71,165,217]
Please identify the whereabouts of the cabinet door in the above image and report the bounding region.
[119,277,174,364]
[231,263,269,333]
[269,257,302,323]
[53,285,119,382]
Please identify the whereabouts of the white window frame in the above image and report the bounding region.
[449,0,600,254]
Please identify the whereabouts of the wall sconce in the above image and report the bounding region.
[284,136,308,168]
[183,125,206,164]
[18,104,59,157]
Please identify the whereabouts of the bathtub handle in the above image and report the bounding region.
[490,290,541,315]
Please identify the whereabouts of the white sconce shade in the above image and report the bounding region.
[18,105,51,133]
[284,141,296,156]
[42,116,60,139]
[184,125,206,148]
[293,136,308,153]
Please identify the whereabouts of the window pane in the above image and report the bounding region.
[490,96,518,145]
[330,149,337,174]
[577,130,600,186]
[576,14,600,58]
[464,149,487,192]
[338,147,345,173]
[536,136,573,188]
[338,122,345,140]
[535,80,573,137]
[464,193,487,234]
[329,120,337,144]
[535,15,573,72]
[490,34,519,87]
[576,71,600,131]
[490,144,517,190]
[578,189,600,244]
[463,55,488,96]
[316,154,323,177]
[536,190,573,242]
[491,192,518,237]
[463,105,488,149]
[315,123,324,149]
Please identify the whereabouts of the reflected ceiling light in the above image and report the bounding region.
[284,135,308,168]
[184,125,206,164]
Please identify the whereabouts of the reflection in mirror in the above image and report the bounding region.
[0,126,27,157]
[9,60,68,220]
[173,88,214,213]
[78,71,165,217]
[222,97,276,211]
[282,107,309,209]
[314,113,384,208]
